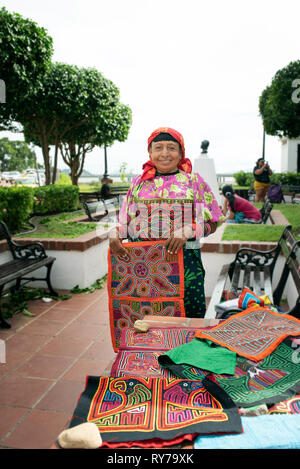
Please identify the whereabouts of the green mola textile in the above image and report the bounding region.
[158,338,236,375]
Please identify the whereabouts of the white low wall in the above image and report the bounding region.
[0,240,109,291]
[0,244,297,310]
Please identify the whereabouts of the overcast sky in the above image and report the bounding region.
[1,0,300,176]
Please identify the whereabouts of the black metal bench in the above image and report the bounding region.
[83,200,108,222]
[259,199,273,224]
[0,221,58,329]
[236,199,272,224]
[79,184,130,205]
[109,185,130,195]
[83,198,120,222]
[206,225,300,319]
[79,191,102,203]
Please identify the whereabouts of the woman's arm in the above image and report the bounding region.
[254,163,268,175]
[222,198,228,216]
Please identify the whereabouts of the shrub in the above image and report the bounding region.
[33,185,79,214]
[0,186,34,232]
[234,171,300,188]
[233,171,254,187]
[56,173,72,185]
[270,172,300,186]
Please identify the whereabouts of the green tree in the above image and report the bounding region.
[55,173,72,185]
[120,162,128,182]
[259,60,300,139]
[0,137,37,172]
[0,7,53,130]
[23,63,132,185]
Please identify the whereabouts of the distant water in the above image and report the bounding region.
[78,176,123,184]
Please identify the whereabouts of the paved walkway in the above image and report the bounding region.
[0,286,116,449]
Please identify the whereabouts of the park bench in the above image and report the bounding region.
[235,199,272,224]
[282,185,300,204]
[79,184,130,205]
[109,184,130,196]
[79,191,102,203]
[0,221,58,329]
[258,199,273,224]
[83,198,120,222]
[205,225,300,319]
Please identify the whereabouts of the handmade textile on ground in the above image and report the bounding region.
[268,394,300,414]
[110,350,173,378]
[69,376,242,448]
[195,307,300,361]
[108,241,185,351]
[164,339,300,408]
[119,327,198,351]
[112,327,209,378]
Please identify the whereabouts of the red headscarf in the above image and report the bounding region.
[140,127,192,181]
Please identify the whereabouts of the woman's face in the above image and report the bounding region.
[258,159,264,167]
[149,140,182,173]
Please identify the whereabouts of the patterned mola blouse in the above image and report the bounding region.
[117,171,224,241]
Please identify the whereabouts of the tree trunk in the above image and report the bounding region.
[51,134,59,184]
[69,142,78,185]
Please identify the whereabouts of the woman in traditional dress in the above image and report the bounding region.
[222,184,262,224]
[109,127,224,318]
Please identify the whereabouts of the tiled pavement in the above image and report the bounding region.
[0,286,116,449]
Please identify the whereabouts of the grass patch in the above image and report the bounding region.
[273,203,300,233]
[253,202,300,239]
[17,211,97,239]
[222,225,287,242]
[222,202,300,241]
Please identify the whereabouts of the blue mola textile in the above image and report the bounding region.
[194,414,300,449]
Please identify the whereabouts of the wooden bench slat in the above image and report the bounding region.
[243,265,252,288]
[205,264,230,318]
[0,221,58,329]
[262,266,273,302]
[253,267,261,296]
[0,257,55,286]
[206,226,300,319]
[231,264,241,291]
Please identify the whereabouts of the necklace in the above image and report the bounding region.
[155,169,179,177]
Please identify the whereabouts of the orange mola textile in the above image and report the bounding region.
[195,306,300,362]
[107,240,185,352]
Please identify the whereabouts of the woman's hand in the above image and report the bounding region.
[164,227,193,261]
[109,229,129,260]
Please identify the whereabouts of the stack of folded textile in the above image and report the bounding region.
[68,300,300,449]
[158,305,300,449]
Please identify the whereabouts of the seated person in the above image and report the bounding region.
[222,185,262,224]
[100,183,112,199]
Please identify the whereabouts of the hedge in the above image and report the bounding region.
[33,185,79,214]
[233,171,300,188]
[0,186,34,232]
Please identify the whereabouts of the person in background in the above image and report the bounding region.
[253,158,272,202]
[222,185,262,224]
[109,127,224,318]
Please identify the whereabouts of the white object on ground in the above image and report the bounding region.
[57,422,102,449]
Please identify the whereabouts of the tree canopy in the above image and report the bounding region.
[0,137,37,172]
[1,8,132,185]
[0,7,53,130]
[259,60,300,139]
[23,62,132,184]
